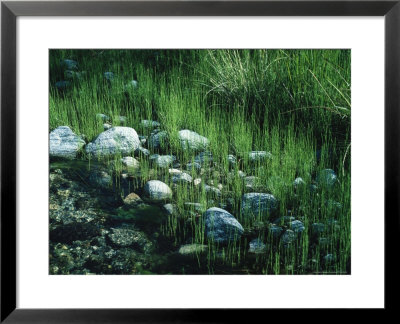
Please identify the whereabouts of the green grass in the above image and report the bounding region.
[50,49,351,274]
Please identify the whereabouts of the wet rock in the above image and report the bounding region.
[204,207,244,244]
[50,126,85,159]
[141,120,160,129]
[317,169,337,188]
[179,129,209,151]
[50,223,101,244]
[85,127,140,157]
[248,239,267,254]
[241,193,278,219]
[143,180,172,202]
[248,151,272,162]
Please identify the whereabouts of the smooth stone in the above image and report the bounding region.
[103,123,112,130]
[150,155,175,168]
[171,172,193,184]
[121,156,139,169]
[85,127,140,157]
[50,126,85,159]
[163,203,176,215]
[123,193,143,207]
[204,185,221,197]
[179,130,209,151]
[143,180,172,202]
[204,207,244,243]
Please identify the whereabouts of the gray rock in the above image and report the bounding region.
[227,154,236,166]
[317,169,337,188]
[248,239,267,254]
[103,123,112,130]
[281,230,296,245]
[85,127,140,157]
[123,193,143,207]
[186,162,201,171]
[61,59,78,70]
[148,131,168,150]
[121,156,139,169]
[269,224,283,238]
[124,80,138,91]
[88,170,113,189]
[178,130,209,151]
[108,226,144,247]
[241,193,278,219]
[163,203,176,215]
[194,151,213,165]
[289,220,305,233]
[293,177,306,187]
[50,126,85,159]
[248,151,272,162]
[204,207,244,243]
[171,172,193,184]
[273,216,296,226]
[150,155,175,168]
[141,120,160,129]
[204,185,221,197]
[143,180,172,202]
[135,146,150,157]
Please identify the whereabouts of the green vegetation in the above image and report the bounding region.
[50,49,351,274]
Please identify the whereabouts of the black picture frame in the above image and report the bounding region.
[1,0,398,322]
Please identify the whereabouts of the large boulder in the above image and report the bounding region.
[241,193,278,219]
[178,130,209,151]
[143,180,172,202]
[50,126,85,159]
[204,207,244,243]
[85,127,140,157]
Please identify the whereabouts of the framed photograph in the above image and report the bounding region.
[1,0,397,321]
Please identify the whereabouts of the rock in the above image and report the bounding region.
[248,239,267,254]
[150,155,175,168]
[108,226,144,247]
[289,220,305,233]
[281,230,296,245]
[194,151,213,165]
[227,154,237,166]
[103,123,112,130]
[135,146,150,157]
[317,169,337,188]
[123,193,143,207]
[171,172,192,184]
[293,177,306,187]
[148,131,168,150]
[55,80,70,91]
[50,126,85,159]
[244,176,261,190]
[141,120,160,129]
[194,178,202,186]
[96,113,109,122]
[104,72,114,81]
[273,216,296,225]
[124,80,138,91]
[61,59,78,70]
[241,193,278,219]
[178,244,208,256]
[143,180,172,202]
[65,70,83,80]
[184,202,206,213]
[88,170,113,189]
[269,224,283,238]
[178,130,209,151]
[121,156,140,169]
[248,151,272,162]
[118,116,127,125]
[186,162,201,171]
[204,207,244,243]
[163,203,176,215]
[324,254,335,264]
[85,127,140,157]
[311,223,326,235]
[204,185,221,197]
